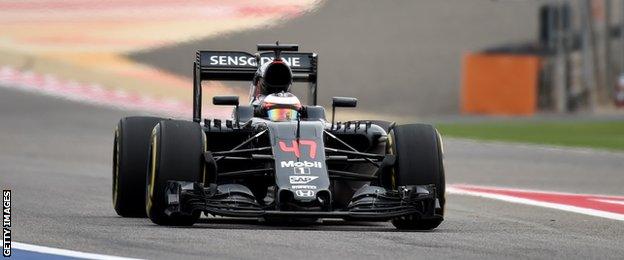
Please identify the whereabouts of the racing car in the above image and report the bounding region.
[112,43,445,230]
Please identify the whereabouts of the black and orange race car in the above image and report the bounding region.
[112,43,445,230]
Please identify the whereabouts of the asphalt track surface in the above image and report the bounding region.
[2,86,624,259]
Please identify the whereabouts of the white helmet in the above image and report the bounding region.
[261,92,302,121]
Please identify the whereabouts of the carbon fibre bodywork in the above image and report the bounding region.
[164,116,441,222]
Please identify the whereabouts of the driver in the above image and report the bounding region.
[250,59,302,120]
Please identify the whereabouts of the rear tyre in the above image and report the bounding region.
[113,116,164,217]
[387,124,445,230]
[146,119,204,226]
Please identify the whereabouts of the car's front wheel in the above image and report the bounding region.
[386,123,445,230]
[113,116,164,217]
[146,119,204,226]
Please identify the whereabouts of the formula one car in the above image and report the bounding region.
[112,43,445,230]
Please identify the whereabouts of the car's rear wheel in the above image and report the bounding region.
[146,119,204,226]
[113,116,164,217]
[386,123,445,230]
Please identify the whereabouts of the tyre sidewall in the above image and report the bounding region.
[146,120,204,225]
[387,124,445,229]
[113,116,163,217]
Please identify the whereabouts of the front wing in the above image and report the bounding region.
[164,181,442,222]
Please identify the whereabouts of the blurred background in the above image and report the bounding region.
[1,0,623,150]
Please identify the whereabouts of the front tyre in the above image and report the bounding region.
[387,124,445,230]
[113,116,164,217]
[146,120,204,226]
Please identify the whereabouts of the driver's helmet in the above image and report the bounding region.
[261,92,302,121]
[251,60,293,101]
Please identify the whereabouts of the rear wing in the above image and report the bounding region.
[193,50,318,122]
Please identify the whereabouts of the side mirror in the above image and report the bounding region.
[213,96,240,127]
[332,97,357,108]
[331,97,357,130]
[213,96,239,106]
